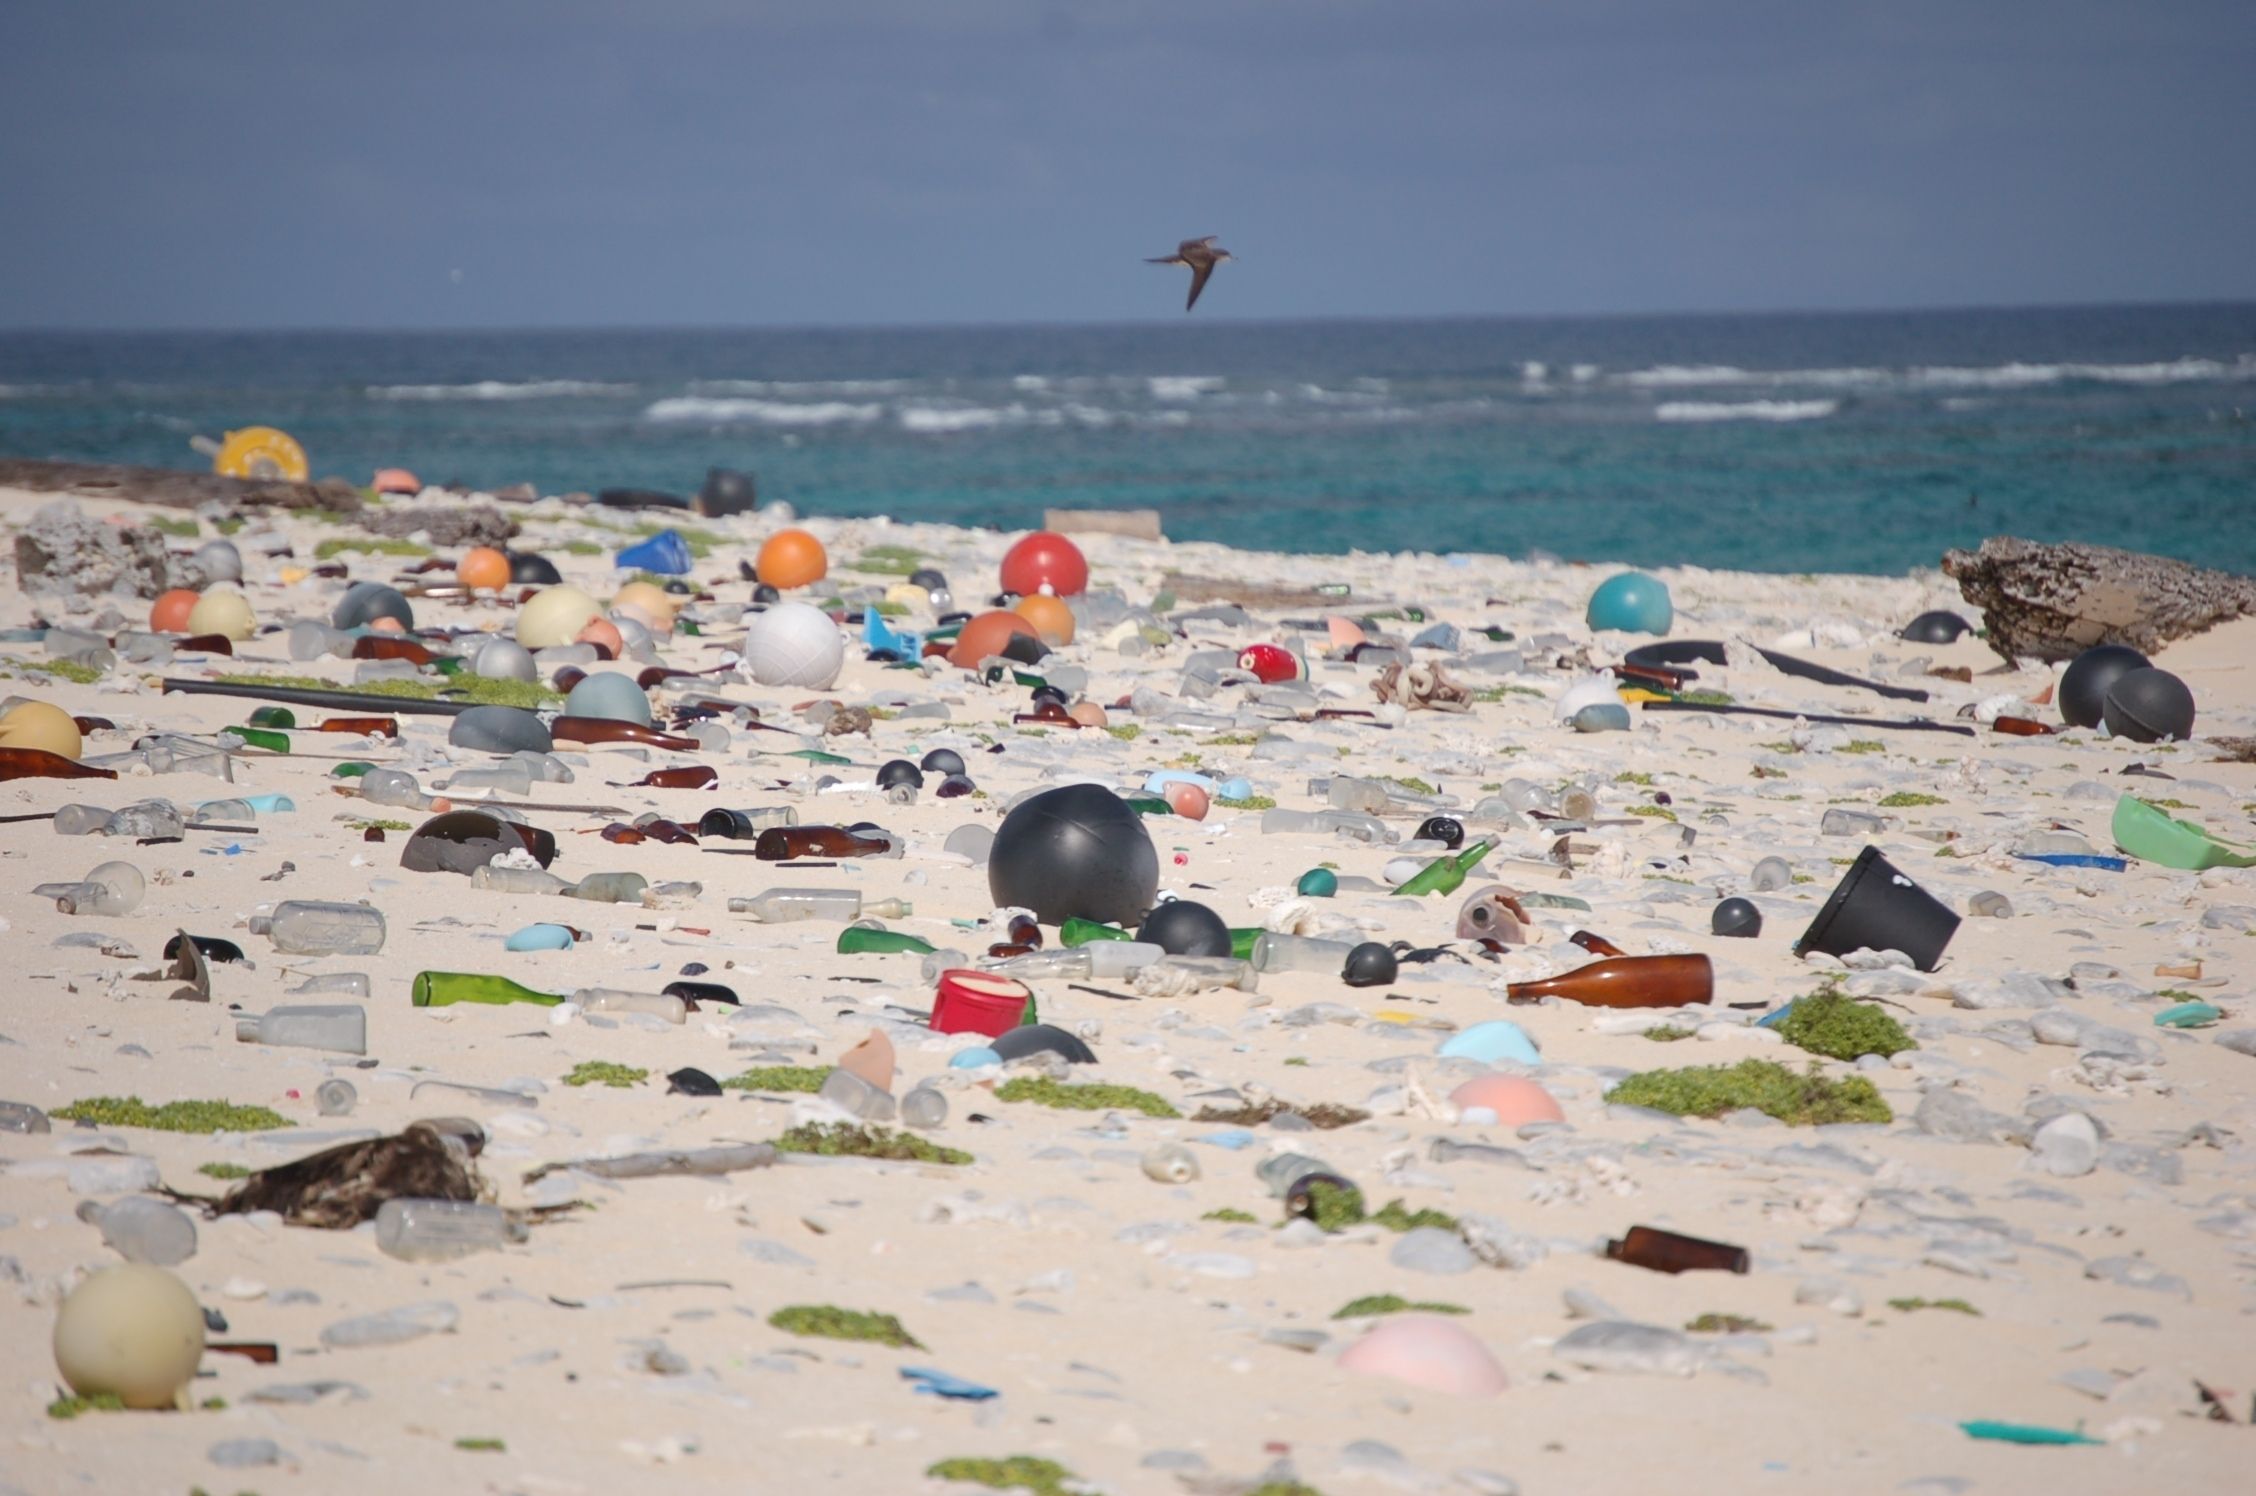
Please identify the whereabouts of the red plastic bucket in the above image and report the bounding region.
[931,969,1032,1038]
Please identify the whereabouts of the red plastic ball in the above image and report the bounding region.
[1238,643,1298,683]
[948,609,1041,668]
[999,531,1088,598]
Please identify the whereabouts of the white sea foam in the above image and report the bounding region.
[1012,375,1051,392]
[1148,375,1224,400]
[1911,357,2254,388]
[1655,399,1839,423]
[1623,365,1888,389]
[642,397,882,425]
[687,378,909,396]
[368,380,632,400]
[897,403,1061,433]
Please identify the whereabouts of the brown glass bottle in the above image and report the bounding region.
[1992,716,2056,737]
[173,633,236,656]
[1603,1224,1749,1275]
[316,716,402,737]
[1012,702,1079,727]
[0,748,119,782]
[618,765,719,790]
[1569,930,1628,957]
[549,717,699,751]
[351,634,438,665]
[753,825,896,861]
[1505,953,1713,1009]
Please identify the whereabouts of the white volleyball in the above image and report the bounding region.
[743,602,844,689]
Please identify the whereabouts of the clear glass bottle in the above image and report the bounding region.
[374,1198,527,1262]
[291,972,372,998]
[1258,807,1394,843]
[569,987,688,1023]
[357,767,431,810]
[727,888,912,923]
[1250,932,1358,974]
[471,865,570,895]
[38,860,145,915]
[234,1004,368,1055]
[567,872,649,904]
[250,900,387,955]
[899,1085,947,1129]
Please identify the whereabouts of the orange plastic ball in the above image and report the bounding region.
[576,617,625,657]
[1161,781,1209,820]
[999,531,1088,597]
[456,546,511,591]
[1448,1075,1565,1127]
[149,589,201,633]
[1067,700,1109,729]
[948,609,1040,668]
[1013,592,1076,645]
[756,528,829,590]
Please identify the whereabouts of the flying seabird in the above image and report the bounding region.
[1147,236,1233,312]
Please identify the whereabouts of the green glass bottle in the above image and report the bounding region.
[1060,918,1131,947]
[331,761,374,779]
[1122,795,1174,816]
[224,726,291,754]
[1228,927,1264,961]
[1391,838,1495,897]
[835,926,937,955]
[248,706,297,729]
[411,971,564,1008]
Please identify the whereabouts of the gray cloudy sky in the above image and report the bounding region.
[2,1,2250,328]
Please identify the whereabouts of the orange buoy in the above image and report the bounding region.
[372,468,422,495]
[456,546,511,591]
[1012,592,1076,645]
[756,529,828,590]
[948,609,1040,668]
[149,589,201,633]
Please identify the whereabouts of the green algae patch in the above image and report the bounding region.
[995,1076,1179,1119]
[926,1456,1077,1495]
[722,1065,828,1094]
[1103,723,1142,741]
[197,1162,252,1180]
[1686,1312,1772,1333]
[1604,1059,1891,1126]
[1216,795,1276,810]
[849,545,924,575]
[1370,1200,1458,1233]
[314,536,432,559]
[1625,804,1678,821]
[47,1393,127,1419]
[214,672,561,709]
[1878,791,1946,807]
[1838,740,1885,755]
[1775,986,1917,1062]
[1332,1294,1470,1319]
[1643,1026,1695,1043]
[2,655,105,685]
[774,1123,970,1166]
[454,1437,506,1452]
[1194,1099,1369,1129]
[1203,1207,1259,1224]
[1890,1297,1981,1316]
[562,1061,647,1089]
[53,1097,286,1133]
[769,1304,922,1349]
[1296,1178,1368,1233]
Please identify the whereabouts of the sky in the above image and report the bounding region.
[2,1,2252,330]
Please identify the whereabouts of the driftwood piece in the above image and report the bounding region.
[1943,535,2256,663]
[1162,572,1356,609]
[363,503,519,548]
[0,457,363,515]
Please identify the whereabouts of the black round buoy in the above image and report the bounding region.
[2059,643,2150,729]
[333,581,413,631]
[751,582,780,605]
[1137,899,1232,958]
[909,567,948,593]
[2102,667,2195,743]
[1899,610,1973,644]
[1001,632,1048,667]
[697,467,757,518]
[1711,896,1763,938]
[1029,684,1070,711]
[506,552,562,586]
[920,747,967,777]
[875,759,924,791]
[987,1023,1098,1065]
[1341,941,1399,987]
[988,783,1159,927]
[1414,815,1465,849]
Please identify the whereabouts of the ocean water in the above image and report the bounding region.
[4,304,2253,576]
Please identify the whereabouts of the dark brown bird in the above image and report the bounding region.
[1147,236,1233,311]
[186,1121,487,1228]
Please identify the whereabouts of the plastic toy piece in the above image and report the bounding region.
[1958,1421,2101,1447]
[2111,794,2256,870]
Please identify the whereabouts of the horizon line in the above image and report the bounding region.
[4,295,2253,340]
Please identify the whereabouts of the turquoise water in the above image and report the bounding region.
[3,303,2252,575]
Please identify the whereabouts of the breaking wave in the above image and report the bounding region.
[1655,399,1839,423]
[642,397,882,425]
[368,380,632,400]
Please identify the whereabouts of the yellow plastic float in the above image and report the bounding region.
[211,426,309,482]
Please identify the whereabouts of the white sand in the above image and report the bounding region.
[2,488,2252,1495]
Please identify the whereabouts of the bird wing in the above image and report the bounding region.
[1184,237,1217,254]
[1184,258,1215,311]
[1147,256,1187,265]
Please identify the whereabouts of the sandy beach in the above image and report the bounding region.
[3,487,2252,1496]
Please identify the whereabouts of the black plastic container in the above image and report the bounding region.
[1794,846,1959,971]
